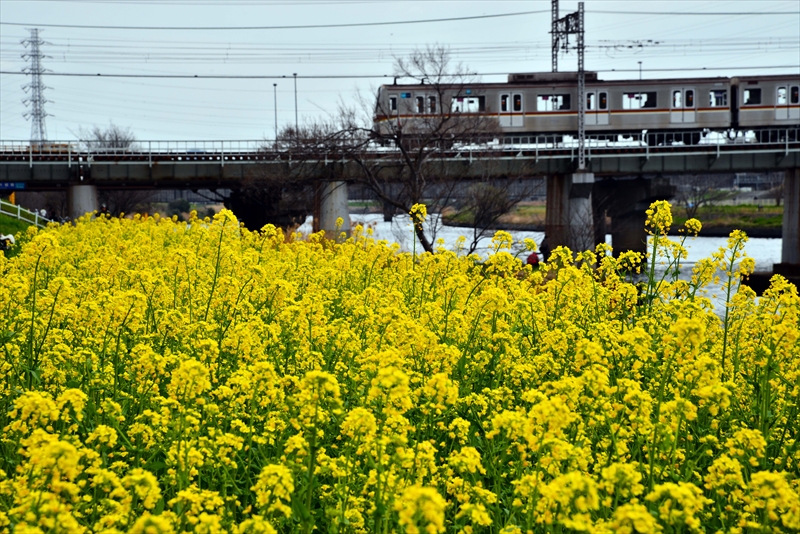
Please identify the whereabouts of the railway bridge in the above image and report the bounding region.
[1,127,799,271]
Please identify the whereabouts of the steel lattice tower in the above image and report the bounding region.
[552,3,586,170]
[22,28,50,144]
[551,0,559,72]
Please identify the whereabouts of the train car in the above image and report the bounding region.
[732,74,800,139]
[373,71,799,143]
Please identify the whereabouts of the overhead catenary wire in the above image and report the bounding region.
[1,66,798,80]
[0,11,549,31]
[1,9,797,31]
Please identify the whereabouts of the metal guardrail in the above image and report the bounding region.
[0,199,52,228]
[0,128,797,165]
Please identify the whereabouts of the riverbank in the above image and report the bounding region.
[441,219,781,238]
[441,203,783,237]
[0,213,29,237]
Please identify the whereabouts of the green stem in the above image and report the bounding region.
[204,219,226,322]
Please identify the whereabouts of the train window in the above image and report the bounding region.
[416,96,424,113]
[709,90,727,107]
[452,97,482,113]
[623,92,657,109]
[389,95,397,112]
[537,94,570,111]
[599,92,608,110]
[587,92,595,110]
[685,90,694,107]
[513,94,523,112]
[428,96,437,113]
[672,90,682,108]
[743,88,761,105]
[792,86,799,104]
[501,94,509,113]
[777,87,787,105]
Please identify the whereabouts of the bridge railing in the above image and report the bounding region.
[0,199,52,228]
[0,128,797,161]
[0,140,268,156]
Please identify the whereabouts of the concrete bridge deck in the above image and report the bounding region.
[1,127,799,188]
[2,129,798,272]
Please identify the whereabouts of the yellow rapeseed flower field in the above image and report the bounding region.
[1,202,799,533]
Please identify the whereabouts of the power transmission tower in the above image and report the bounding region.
[552,2,586,170]
[22,28,50,145]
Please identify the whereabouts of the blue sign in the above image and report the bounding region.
[400,92,411,98]
[0,182,25,190]
[465,89,472,95]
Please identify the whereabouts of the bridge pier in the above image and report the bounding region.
[593,176,675,256]
[317,181,350,237]
[67,184,99,220]
[775,168,800,275]
[545,172,596,253]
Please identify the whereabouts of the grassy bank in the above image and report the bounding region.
[444,202,546,228]
[0,212,30,237]
[672,204,783,229]
[445,203,782,234]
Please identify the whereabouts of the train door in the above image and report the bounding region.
[670,88,696,123]
[775,85,799,120]
[586,90,609,126]
[499,93,524,127]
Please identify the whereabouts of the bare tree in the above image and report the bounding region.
[671,174,733,218]
[75,123,151,215]
[456,181,538,254]
[766,181,784,207]
[98,190,154,216]
[79,122,138,150]
[279,45,505,253]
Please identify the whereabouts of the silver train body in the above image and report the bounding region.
[374,72,800,142]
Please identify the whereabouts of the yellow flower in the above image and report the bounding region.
[252,464,294,518]
[409,203,428,222]
[645,482,710,532]
[87,424,118,449]
[610,503,662,534]
[167,358,211,401]
[123,468,162,510]
[129,513,175,534]
[684,218,702,236]
[645,200,673,235]
[395,485,447,534]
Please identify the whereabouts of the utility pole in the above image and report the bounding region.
[293,73,298,132]
[273,83,278,149]
[552,2,586,170]
[638,61,642,80]
[22,28,50,145]
[577,2,585,171]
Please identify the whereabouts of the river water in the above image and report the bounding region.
[298,213,783,273]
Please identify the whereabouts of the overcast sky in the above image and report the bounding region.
[1,0,798,142]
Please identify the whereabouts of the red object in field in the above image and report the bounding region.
[526,252,539,266]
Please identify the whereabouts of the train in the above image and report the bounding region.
[373,72,800,144]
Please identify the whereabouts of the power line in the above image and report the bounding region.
[2,65,797,80]
[0,11,549,31]
[590,10,798,16]
[2,9,796,31]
